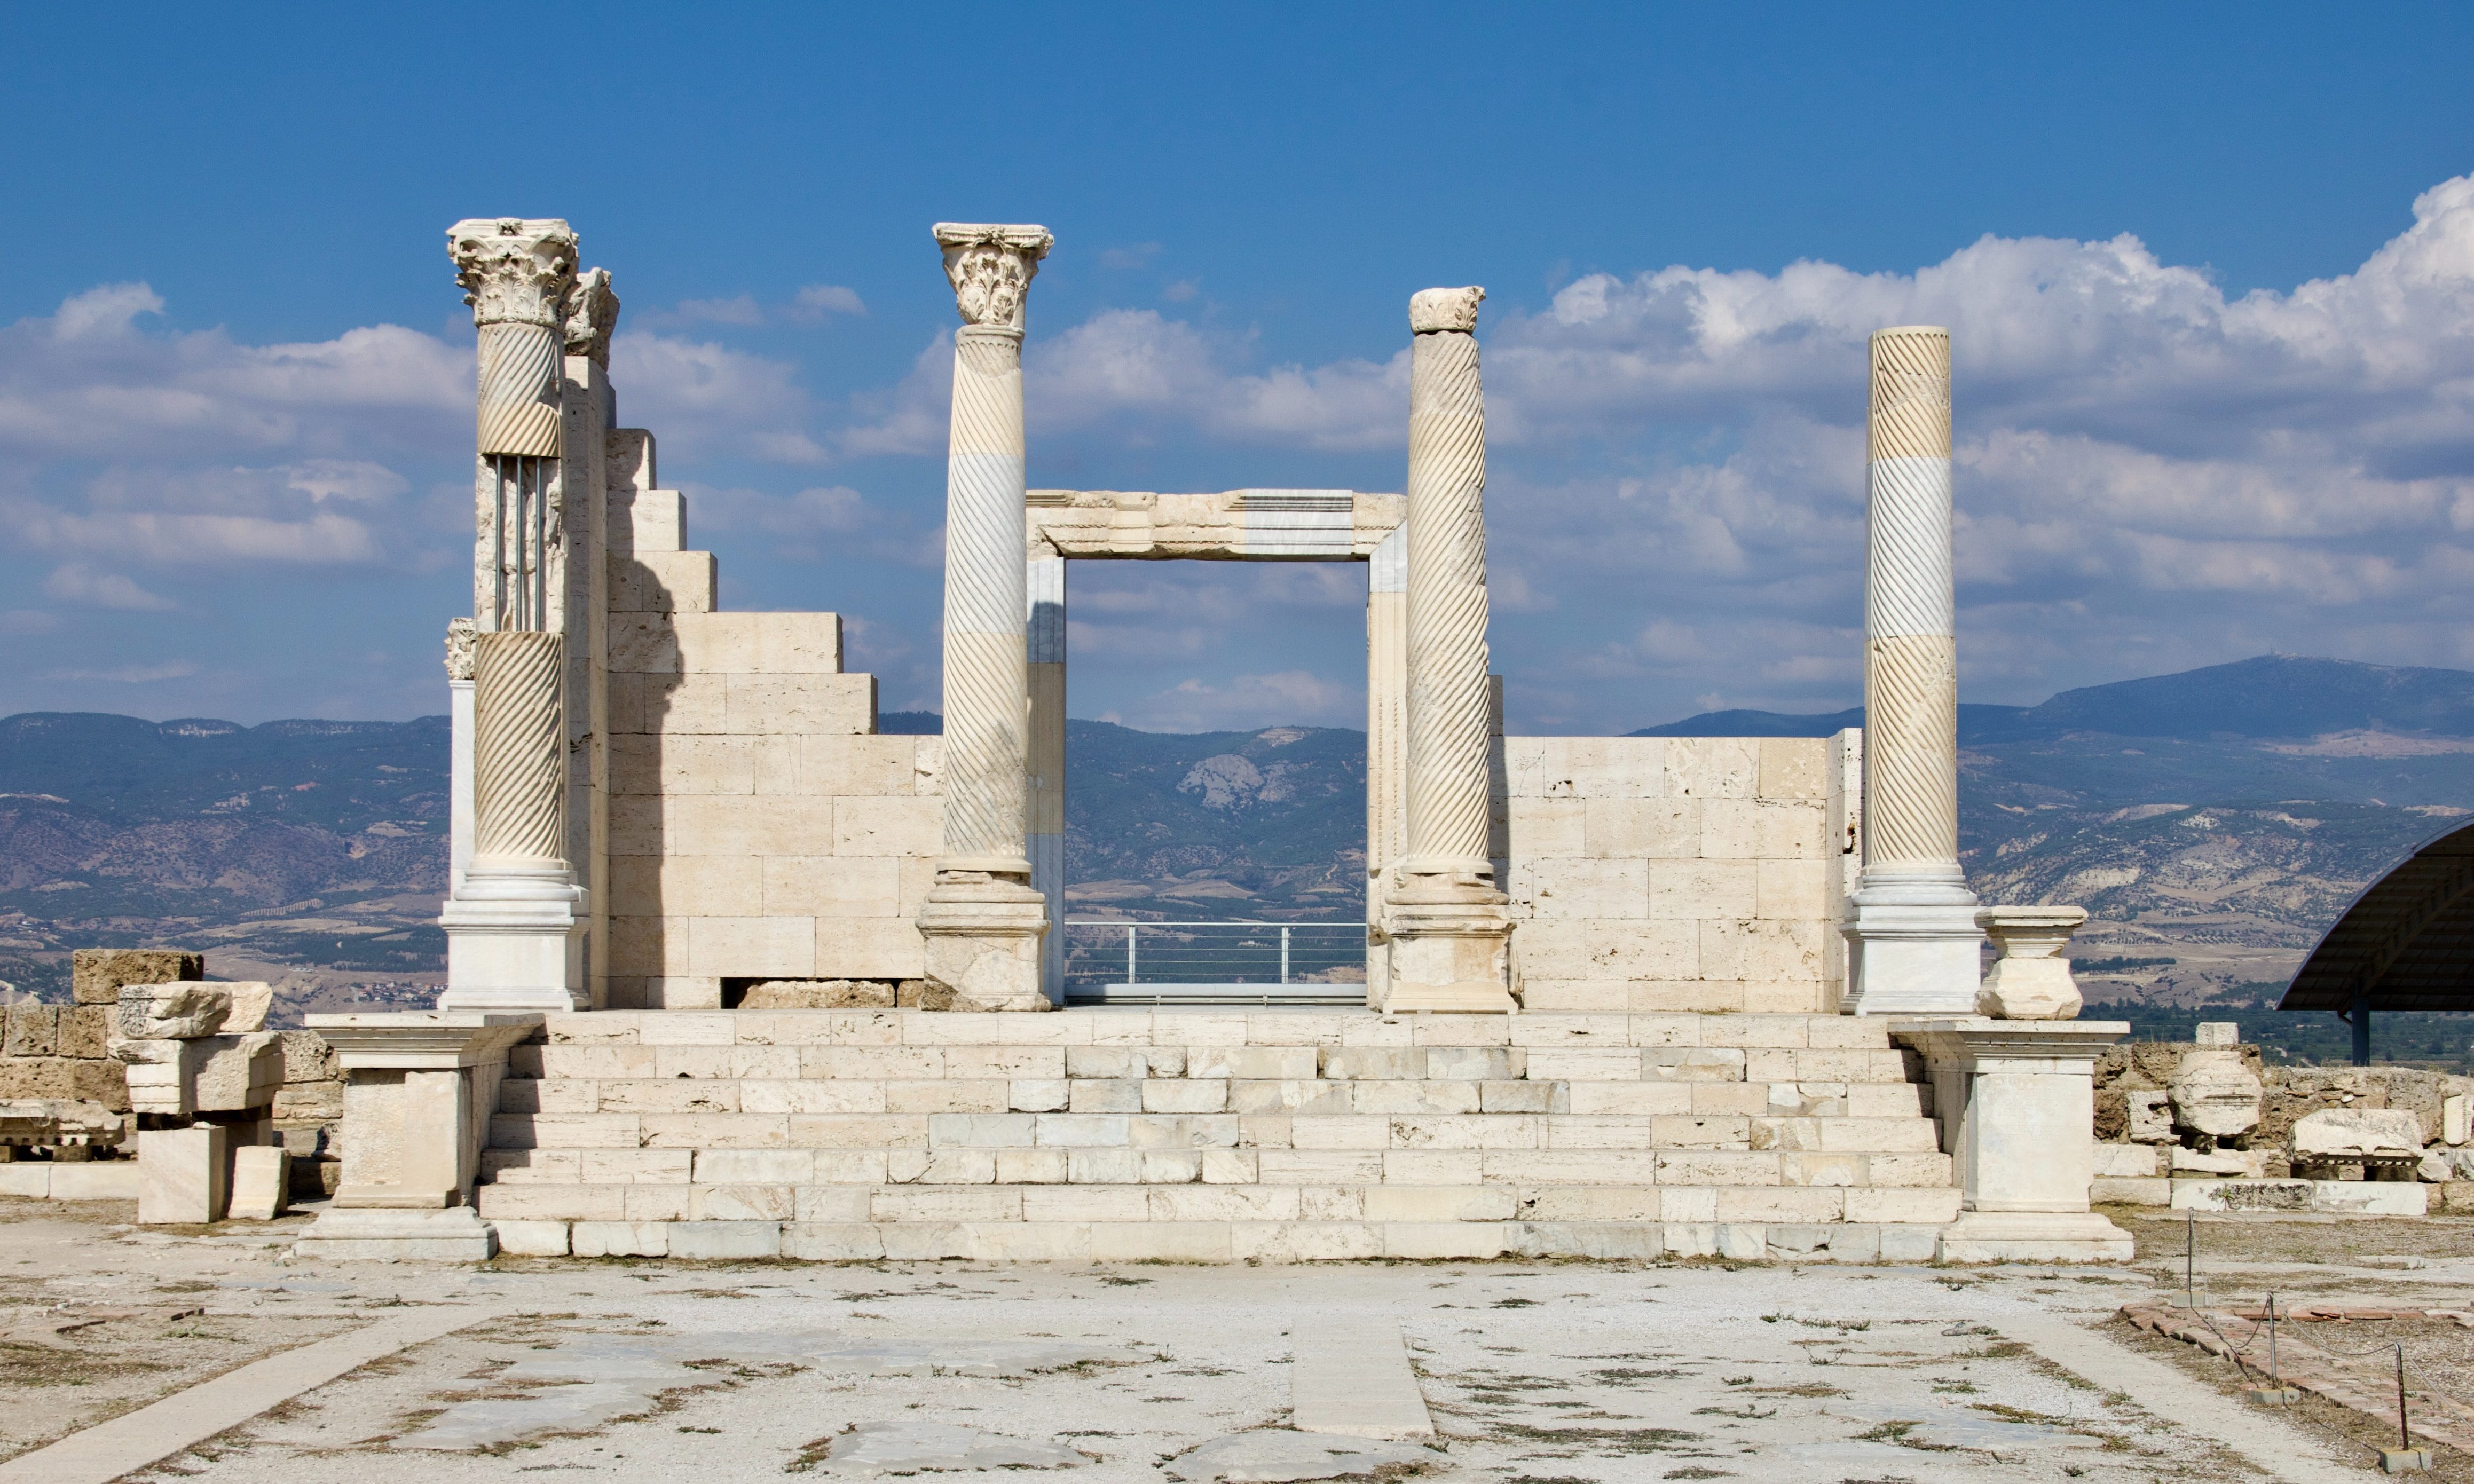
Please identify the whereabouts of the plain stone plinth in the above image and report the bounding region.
[1290,1323,1432,1438]
[138,1125,227,1225]
[1842,893,1983,1016]
[293,1206,497,1261]
[295,1012,541,1261]
[1894,1018,2131,1263]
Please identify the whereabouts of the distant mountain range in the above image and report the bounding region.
[1633,656,2474,743]
[6,656,2473,1020]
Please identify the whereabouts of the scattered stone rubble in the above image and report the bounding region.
[0,949,348,1211]
[2092,1021,2474,1211]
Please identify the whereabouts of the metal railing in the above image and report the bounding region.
[1059,919,1367,1006]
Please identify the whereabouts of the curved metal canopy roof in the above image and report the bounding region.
[2281,815,2474,1013]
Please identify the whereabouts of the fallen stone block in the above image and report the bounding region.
[114,982,273,1040]
[47,1162,141,1201]
[228,1145,289,1220]
[0,1056,129,1110]
[114,1033,282,1117]
[2294,1106,2424,1159]
[736,978,899,1009]
[0,1099,130,1150]
[73,949,202,1005]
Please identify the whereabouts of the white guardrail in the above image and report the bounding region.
[1058,919,1368,1006]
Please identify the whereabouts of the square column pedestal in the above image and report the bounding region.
[1381,884,1516,1014]
[919,876,1052,1012]
[292,1012,543,1261]
[1893,1019,2133,1263]
[1840,879,1983,1016]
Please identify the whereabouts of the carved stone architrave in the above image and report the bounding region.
[444,617,477,682]
[564,267,620,366]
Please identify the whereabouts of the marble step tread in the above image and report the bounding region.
[538,1010,1906,1054]
[471,1147,1958,1205]
[514,1045,1925,1084]
[489,1215,1952,1264]
[497,1078,1929,1117]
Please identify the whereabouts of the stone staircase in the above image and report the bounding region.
[474,1008,1958,1262]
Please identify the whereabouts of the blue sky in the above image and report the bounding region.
[5,4,2474,732]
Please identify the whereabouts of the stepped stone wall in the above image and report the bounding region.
[604,486,936,1010]
[476,1008,1955,1262]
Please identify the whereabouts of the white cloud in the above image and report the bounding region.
[41,660,198,683]
[610,331,825,464]
[42,563,174,610]
[1114,669,1364,732]
[789,284,866,320]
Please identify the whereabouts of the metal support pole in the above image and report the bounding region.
[1126,925,1138,986]
[1281,927,1291,985]
[2353,992,2373,1066]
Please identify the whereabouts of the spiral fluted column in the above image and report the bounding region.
[916,223,1055,1012]
[470,632,568,866]
[1840,325,1983,1015]
[439,219,587,1014]
[1382,287,1515,1013]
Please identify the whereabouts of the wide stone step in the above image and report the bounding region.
[474,1179,1960,1227]
[476,1139,1954,1194]
[532,1009,1909,1055]
[515,1043,1924,1086]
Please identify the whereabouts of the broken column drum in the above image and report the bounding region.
[1842,327,1982,1014]
[916,223,1055,1012]
[1383,287,1515,1013]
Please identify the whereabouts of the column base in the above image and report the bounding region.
[1935,1210,2133,1265]
[918,874,1052,1012]
[1840,879,1982,1016]
[293,1205,497,1262]
[1381,879,1516,1014]
[439,865,586,1013]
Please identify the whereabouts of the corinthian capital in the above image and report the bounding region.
[564,267,620,365]
[448,218,578,329]
[934,223,1054,330]
[1409,286,1485,334]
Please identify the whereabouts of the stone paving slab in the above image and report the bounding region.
[9,1193,2452,1482]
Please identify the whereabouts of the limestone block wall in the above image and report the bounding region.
[1493,737,1843,1015]
[605,488,944,1009]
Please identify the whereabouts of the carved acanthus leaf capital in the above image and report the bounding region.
[933,223,1054,330]
[563,267,619,364]
[1409,286,1485,334]
[448,218,578,329]
[444,617,477,681]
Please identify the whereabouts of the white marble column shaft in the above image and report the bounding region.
[440,218,587,1015]
[1863,326,1961,881]
[1382,287,1515,1013]
[917,223,1055,1012]
[1841,326,1982,1014]
[1401,289,1495,881]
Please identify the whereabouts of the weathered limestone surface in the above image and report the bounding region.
[604,470,931,1006]
[1494,737,1838,1014]
[471,1008,1964,1264]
